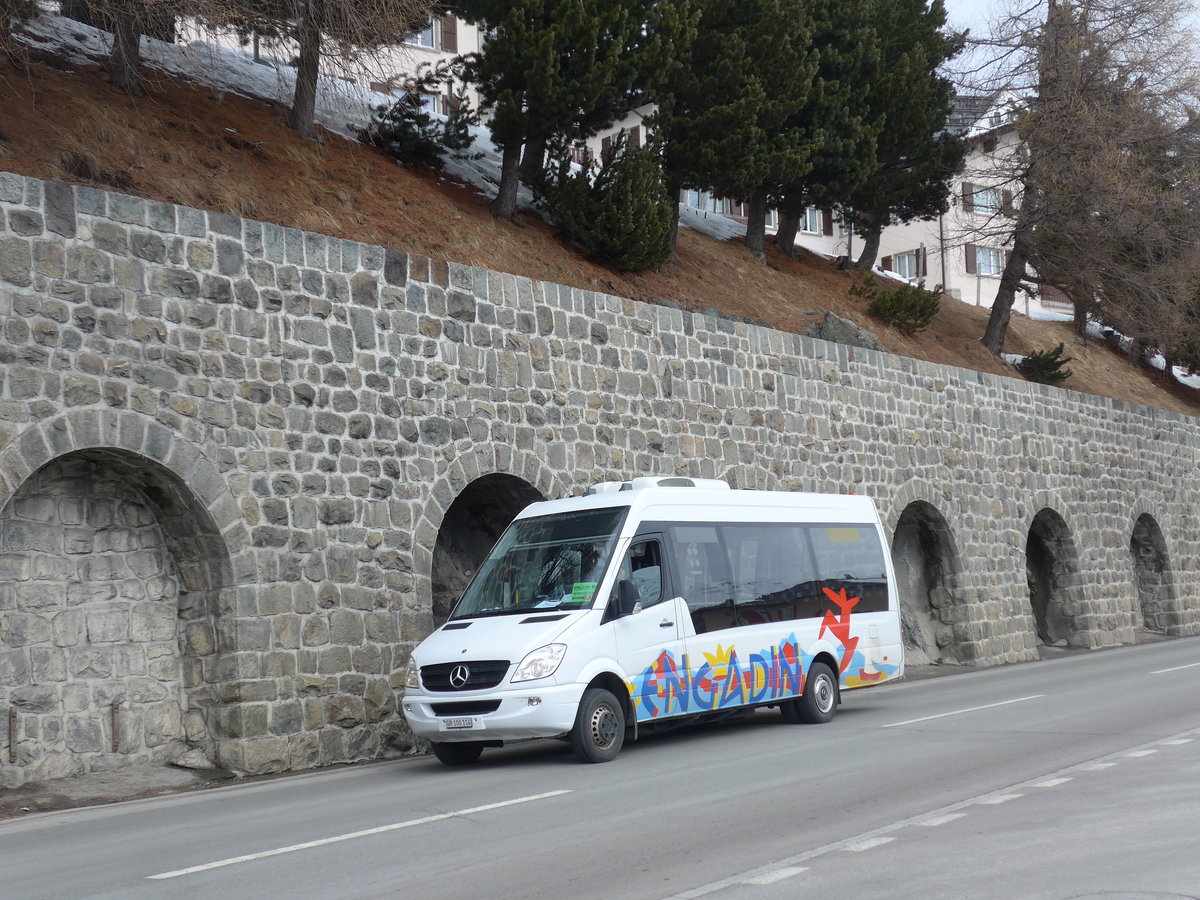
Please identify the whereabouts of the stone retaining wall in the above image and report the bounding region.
[0,171,1197,785]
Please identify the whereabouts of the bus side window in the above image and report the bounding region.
[807,525,889,614]
[722,524,821,625]
[611,540,664,608]
[668,526,731,634]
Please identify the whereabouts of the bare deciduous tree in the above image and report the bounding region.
[957,0,1200,356]
[202,0,433,140]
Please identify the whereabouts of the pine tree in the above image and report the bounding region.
[542,134,675,271]
[453,0,694,220]
[841,0,964,270]
[771,0,883,259]
[653,0,820,259]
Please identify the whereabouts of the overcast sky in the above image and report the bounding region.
[943,0,1001,33]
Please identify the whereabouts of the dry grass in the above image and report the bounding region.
[2,49,1198,419]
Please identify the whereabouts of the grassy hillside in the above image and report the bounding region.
[2,48,1198,418]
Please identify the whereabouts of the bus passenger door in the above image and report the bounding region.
[607,537,688,724]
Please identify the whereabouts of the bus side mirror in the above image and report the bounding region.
[604,579,642,622]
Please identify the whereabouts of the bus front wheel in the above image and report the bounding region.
[430,741,485,766]
[570,688,626,762]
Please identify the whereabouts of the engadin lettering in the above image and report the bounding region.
[629,635,807,723]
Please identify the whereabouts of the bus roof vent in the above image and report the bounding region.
[586,477,731,495]
[585,481,628,496]
[627,476,731,491]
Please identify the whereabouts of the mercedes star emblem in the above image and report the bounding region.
[449,664,470,688]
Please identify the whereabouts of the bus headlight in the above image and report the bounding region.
[512,644,567,682]
[404,659,420,689]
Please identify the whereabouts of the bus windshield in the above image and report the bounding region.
[450,507,628,619]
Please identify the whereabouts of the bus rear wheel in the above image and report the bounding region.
[782,661,838,724]
[570,688,626,762]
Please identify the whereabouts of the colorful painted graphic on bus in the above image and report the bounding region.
[626,589,899,722]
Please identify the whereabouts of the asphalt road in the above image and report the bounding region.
[3,637,1200,900]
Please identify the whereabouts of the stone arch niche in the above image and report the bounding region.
[1025,508,1083,648]
[431,474,547,627]
[889,501,968,665]
[1129,513,1176,635]
[719,466,781,491]
[0,448,232,788]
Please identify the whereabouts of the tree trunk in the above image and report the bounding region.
[490,141,522,220]
[60,0,94,26]
[744,188,768,262]
[107,8,143,96]
[852,211,882,269]
[286,0,323,140]
[982,224,1032,353]
[774,213,799,259]
[1072,296,1088,336]
[519,135,546,185]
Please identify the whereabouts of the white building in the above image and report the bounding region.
[782,93,1069,319]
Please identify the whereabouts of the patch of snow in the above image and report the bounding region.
[1027,310,1073,322]
[677,204,746,240]
[1001,352,1024,367]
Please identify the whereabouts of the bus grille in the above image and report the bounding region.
[421,660,510,691]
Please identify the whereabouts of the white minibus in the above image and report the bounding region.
[402,477,903,764]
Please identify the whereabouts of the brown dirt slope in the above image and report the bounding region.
[2,51,1197,418]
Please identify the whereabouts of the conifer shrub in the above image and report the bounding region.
[357,67,476,168]
[1017,343,1074,385]
[851,273,942,334]
[540,135,675,272]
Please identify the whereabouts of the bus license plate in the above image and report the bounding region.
[441,717,478,730]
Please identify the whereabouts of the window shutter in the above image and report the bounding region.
[821,209,834,235]
[1001,190,1014,215]
[439,14,457,52]
[965,244,977,274]
[601,135,612,158]
[919,248,928,278]
[881,255,893,272]
[629,125,641,149]
[961,182,975,212]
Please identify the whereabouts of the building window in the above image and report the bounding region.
[973,187,1001,214]
[974,246,1005,276]
[962,182,1012,215]
[894,251,919,279]
[801,207,822,233]
[406,17,435,47]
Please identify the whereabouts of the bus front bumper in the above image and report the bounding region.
[401,682,587,743]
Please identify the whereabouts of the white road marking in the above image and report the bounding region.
[743,867,807,885]
[1030,777,1072,788]
[918,813,965,827]
[1162,738,1193,746]
[842,836,894,852]
[975,793,1022,805]
[147,790,573,880]
[1150,661,1200,674]
[665,723,1200,899]
[881,695,1045,728]
[1124,749,1157,758]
